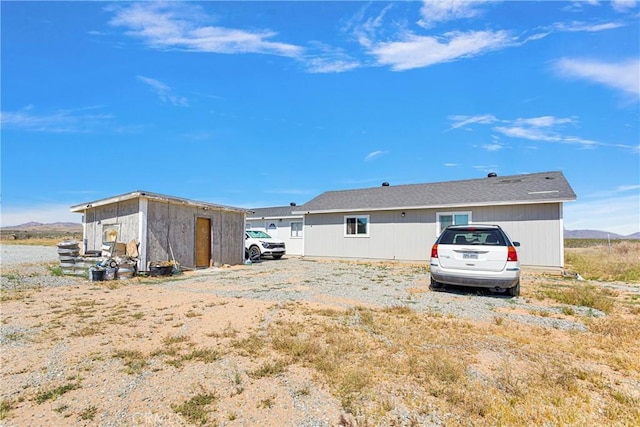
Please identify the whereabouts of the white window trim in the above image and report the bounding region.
[290,221,303,239]
[344,214,370,237]
[436,211,472,233]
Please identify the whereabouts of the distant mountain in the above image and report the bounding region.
[1,222,82,232]
[564,229,640,240]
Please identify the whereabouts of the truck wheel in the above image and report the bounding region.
[248,246,261,260]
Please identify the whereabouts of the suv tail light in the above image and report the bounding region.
[507,246,518,262]
[431,244,438,258]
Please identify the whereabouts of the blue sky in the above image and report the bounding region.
[1,1,639,235]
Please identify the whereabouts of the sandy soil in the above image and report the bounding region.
[1,255,639,426]
[1,274,351,426]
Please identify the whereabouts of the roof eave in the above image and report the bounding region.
[70,191,250,214]
[246,215,304,220]
[295,197,577,215]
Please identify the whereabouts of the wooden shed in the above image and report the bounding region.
[70,191,248,271]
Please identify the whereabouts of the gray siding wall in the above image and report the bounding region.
[147,201,245,268]
[472,204,564,269]
[304,210,436,261]
[84,199,140,252]
[147,200,183,266]
[213,210,246,266]
[303,203,565,268]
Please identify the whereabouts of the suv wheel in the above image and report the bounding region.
[507,281,520,297]
[248,245,261,260]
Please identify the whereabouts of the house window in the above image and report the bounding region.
[437,212,471,234]
[345,215,369,237]
[291,221,303,238]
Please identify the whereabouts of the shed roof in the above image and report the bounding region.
[70,190,249,214]
[293,171,576,214]
[247,206,303,220]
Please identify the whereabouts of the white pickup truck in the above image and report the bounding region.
[245,230,286,260]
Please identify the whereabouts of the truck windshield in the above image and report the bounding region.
[246,230,271,238]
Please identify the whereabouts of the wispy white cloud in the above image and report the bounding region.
[512,116,577,127]
[108,2,303,57]
[365,150,387,161]
[611,0,639,12]
[348,3,393,50]
[418,0,493,28]
[1,106,113,133]
[494,123,603,150]
[448,114,640,151]
[555,58,640,98]
[369,30,512,71]
[137,75,189,106]
[616,184,640,192]
[481,143,503,152]
[447,114,498,131]
[565,0,638,13]
[303,43,361,74]
[552,20,625,32]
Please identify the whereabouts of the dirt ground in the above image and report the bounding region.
[1,257,639,426]
[1,272,350,426]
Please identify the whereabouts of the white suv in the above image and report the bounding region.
[245,230,285,260]
[430,225,521,296]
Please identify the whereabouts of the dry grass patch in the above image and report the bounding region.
[171,388,219,426]
[34,382,81,404]
[112,349,148,375]
[261,303,640,425]
[565,240,640,282]
[534,282,616,314]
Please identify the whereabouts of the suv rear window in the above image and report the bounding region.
[438,228,506,246]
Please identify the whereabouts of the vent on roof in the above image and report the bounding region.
[290,202,297,206]
[382,182,390,186]
[487,172,497,178]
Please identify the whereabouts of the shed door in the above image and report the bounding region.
[196,217,211,268]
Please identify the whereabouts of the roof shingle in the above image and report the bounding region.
[293,171,576,214]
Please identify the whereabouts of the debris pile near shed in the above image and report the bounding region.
[57,239,141,281]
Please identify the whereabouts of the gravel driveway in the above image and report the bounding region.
[0,244,59,266]
[0,245,597,331]
[172,257,598,331]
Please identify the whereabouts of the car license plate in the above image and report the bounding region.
[462,252,478,260]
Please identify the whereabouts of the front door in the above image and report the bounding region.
[195,217,211,268]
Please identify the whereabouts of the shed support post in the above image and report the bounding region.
[138,198,148,272]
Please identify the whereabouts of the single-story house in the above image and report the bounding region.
[70,191,248,271]
[245,204,304,256]
[292,171,576,270]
